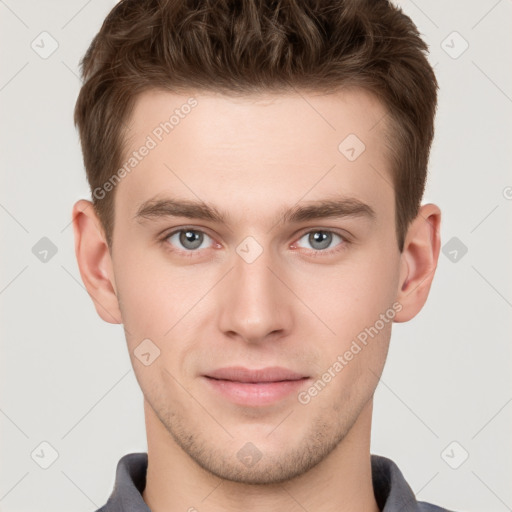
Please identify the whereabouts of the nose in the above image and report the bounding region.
[217,240,293,344]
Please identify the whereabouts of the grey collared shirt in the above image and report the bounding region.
[96,453,455,511]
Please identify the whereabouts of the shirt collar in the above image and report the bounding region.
[98,452,442,512]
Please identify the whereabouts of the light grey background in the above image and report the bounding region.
[1,1,511,511]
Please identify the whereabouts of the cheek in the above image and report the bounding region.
[114,247,214,383]
[299,253,399,341]
[301,271,395,411]
[293,248,399,398]
[113,249,184,340]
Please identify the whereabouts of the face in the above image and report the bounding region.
[106,89,404,484]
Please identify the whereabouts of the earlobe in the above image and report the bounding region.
[394,203,441,323]
[71,199,122,324]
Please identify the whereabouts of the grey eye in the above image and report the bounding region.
[167,229,211,251]
[296,230,342,251]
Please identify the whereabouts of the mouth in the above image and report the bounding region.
[202,366,310,406]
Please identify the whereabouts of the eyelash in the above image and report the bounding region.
[159,226,350,259]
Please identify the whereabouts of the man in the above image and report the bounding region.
[72,0,452,510]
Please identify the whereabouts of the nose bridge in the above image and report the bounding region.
[218,235,291,342]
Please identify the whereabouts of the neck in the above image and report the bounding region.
[142,399,379,512]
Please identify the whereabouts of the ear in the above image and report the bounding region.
[71,199,122,324]
[394,203,441,323]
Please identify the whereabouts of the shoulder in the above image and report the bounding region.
[371,453,458,512]
[417,501,457,512]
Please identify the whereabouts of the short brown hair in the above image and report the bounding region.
[74,0,437,251]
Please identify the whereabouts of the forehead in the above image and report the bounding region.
[125,87,389,147]
[116,88,393,224]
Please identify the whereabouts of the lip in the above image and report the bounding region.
[202,366,310,406]
[205,366,306,383]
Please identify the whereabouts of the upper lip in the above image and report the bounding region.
[204,366,307,383]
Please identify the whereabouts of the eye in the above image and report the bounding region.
[160,227,348,259]
[163,228,214,253]
[293,229,346,255]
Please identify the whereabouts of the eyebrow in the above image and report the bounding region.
[134,195,376,226]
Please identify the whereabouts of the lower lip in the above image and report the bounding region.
[203,377,310,406]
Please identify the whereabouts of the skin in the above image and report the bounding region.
[72,88,441,512]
